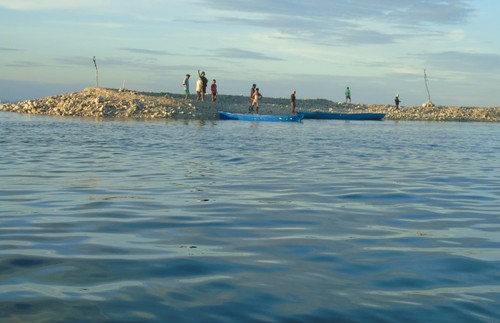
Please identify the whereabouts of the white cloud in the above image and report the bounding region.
[425,51,500,73]
[448,29,466,42]
[0,0,104,10]
[202,0,473,26]
[212,48,281,61]
[119,48,172,56]
[185,0,474,48]
[49,20,126,29]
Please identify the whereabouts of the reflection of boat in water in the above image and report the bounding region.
[297,111,386,121]
[219,111,303,122]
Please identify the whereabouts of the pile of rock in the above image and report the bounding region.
[421,101,435,108]
[0,87,198,119]
[1,87,499,122]
[340,103,500,122]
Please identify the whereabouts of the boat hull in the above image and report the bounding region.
[298,111,385,120]
[219,111,303,122]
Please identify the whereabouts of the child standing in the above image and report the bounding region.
[182,74,190,101]
[250,88,263,114]
[211,79,218,102]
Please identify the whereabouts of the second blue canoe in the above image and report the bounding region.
[297,111,385,120]
[219,111,303,122]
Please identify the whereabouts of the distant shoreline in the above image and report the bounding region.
[1,87,499,122]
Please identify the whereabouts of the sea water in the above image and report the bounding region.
[0,111,499,323]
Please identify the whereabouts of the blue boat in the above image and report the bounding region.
[219,111,303,122]
[297,111,385,121]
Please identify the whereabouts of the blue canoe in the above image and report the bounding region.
[219,111,303,122]
[297,111,385,121]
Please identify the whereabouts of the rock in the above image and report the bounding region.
[2,87,500,122]
[422,101,434,108]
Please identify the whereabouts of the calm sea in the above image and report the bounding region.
[1,111,499,323]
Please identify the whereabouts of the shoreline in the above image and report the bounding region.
[1,87,499,122]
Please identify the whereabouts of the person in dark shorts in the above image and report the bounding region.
[290,90,297,114]
[345,86,351,103]
[198,70,208,96]
[250,88,262,114]
[395,94,401,109]
[249,84,256,112]
[182,74,190,101]
[211,79,218,102]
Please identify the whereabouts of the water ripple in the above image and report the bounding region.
[1,114,499,322]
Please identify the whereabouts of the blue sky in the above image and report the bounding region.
[1,0,499,106]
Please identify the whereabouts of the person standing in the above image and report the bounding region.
[196,77,203,101]
[249,84,257,112]
[211,79,218,102]
[250,88,262,114]
[198,70,208,96]
[182,74,190,101]
[290,90,297,114]
[345,86,351,103]
[394,94,401,109]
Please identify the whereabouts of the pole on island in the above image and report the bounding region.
[422,69,434,107]
[93,56,99,88]
[424,69,431,102]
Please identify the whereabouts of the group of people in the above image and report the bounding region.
[182,70,217,102]
[249,84,263,113]
[182,75,402,112]
[346,86,401,109]
[182,73,293,114]
[248,84,297,114]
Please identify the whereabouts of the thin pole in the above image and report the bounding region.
[424,69,431,102]
[93,56,99,88]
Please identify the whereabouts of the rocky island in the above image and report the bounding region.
[1,87,499,122]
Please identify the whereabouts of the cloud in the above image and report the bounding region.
[6,60,46,68]
[195,0,474,45]
[119,48,172,56]
[327,29,396,45]
[389,0,472,25]
[0,47,22,52]
[0,0,103,10]
[212,48,282,61]
[55,56,99,68]
[54,55,171,73]
[75,22,124,29]
[0,78,89,101]
[202,0,473,25]
[423,51,500,73]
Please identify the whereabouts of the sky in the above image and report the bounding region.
[1,0,500,106]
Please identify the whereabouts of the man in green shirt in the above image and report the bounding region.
[345,87,351,103]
